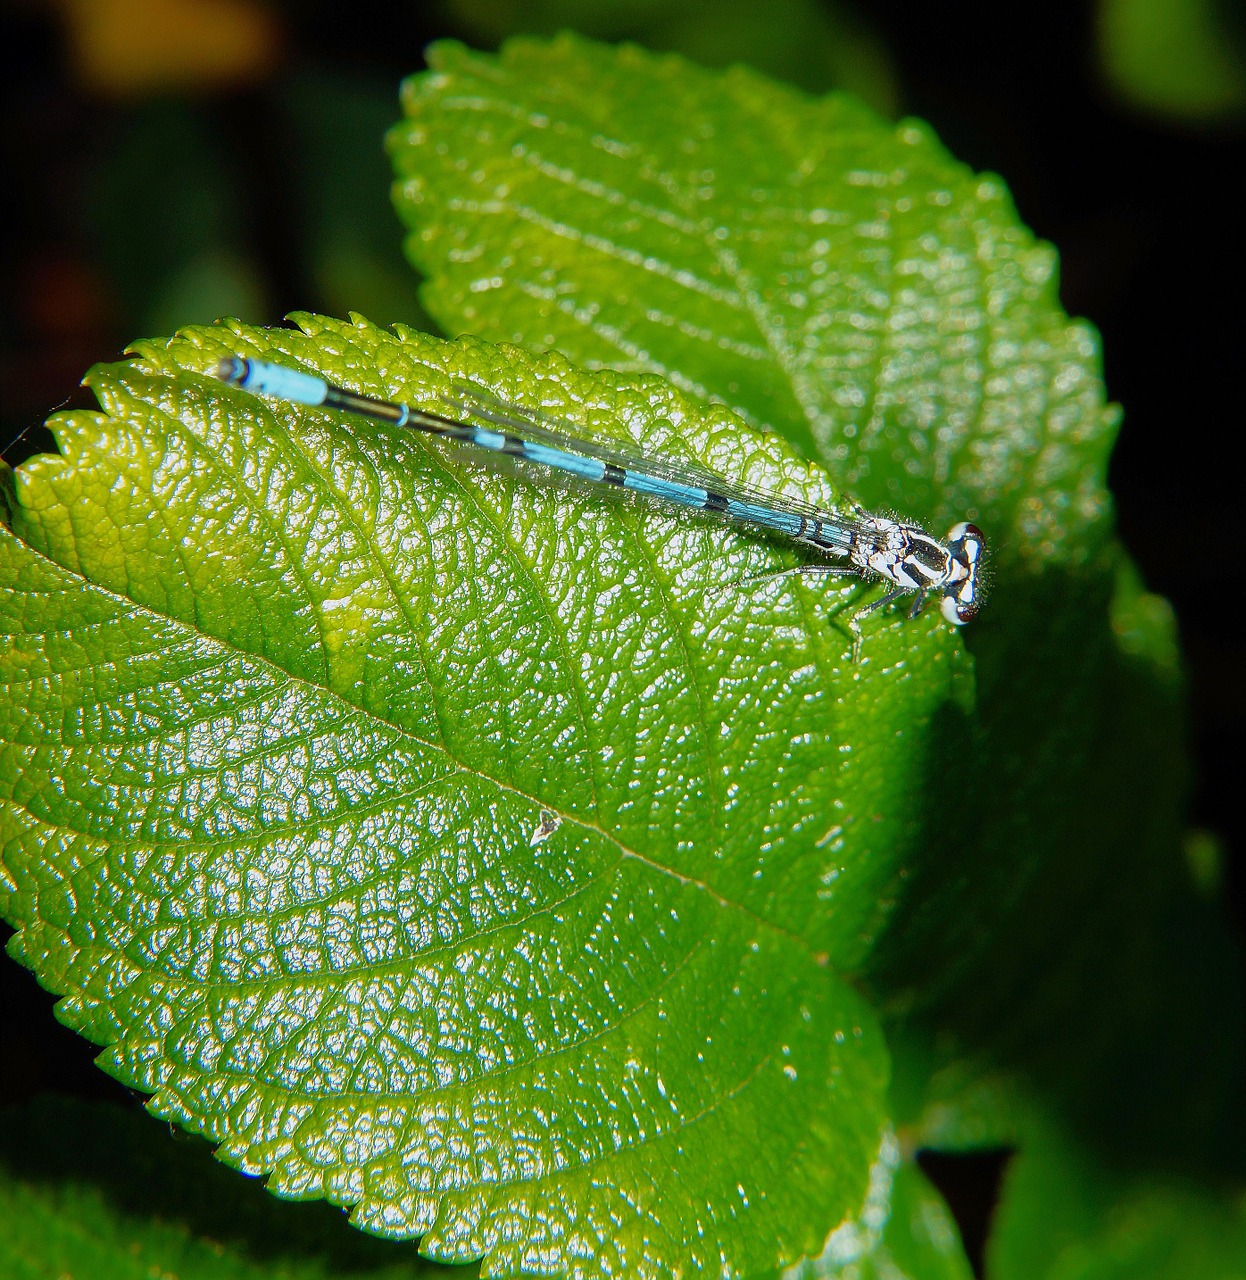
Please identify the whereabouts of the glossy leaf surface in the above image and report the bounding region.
[390,35,1118,567]
[390,36,1242,1168]
[0,315,983,1276]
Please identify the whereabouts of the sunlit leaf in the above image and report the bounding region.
[388,37,1243,1172]
[0,315,980,1276]
[390,35,1118,567]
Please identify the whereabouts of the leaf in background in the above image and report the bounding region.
[0,1095,451,1280]
[985,1106,1246,1279]
[387,32,1245,1181]
[0,314,984,1276]
[1097,0,1246,124]
[88,99,270,334]
[280,70,433,332]
[442,0,899,113]
[389,35,1118,568]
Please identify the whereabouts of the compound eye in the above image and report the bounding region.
[943,523,984,626]
[941,590,980,626]
[947,522,984,557]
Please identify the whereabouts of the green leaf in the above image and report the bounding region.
[1097,0,1246,124]
[0,314,984,1277]
[790,1146,974,1279]
[986,1108,1246,1279]
[0,1095,451,1280]
[390,35,1119,567]
[389,35,1246,1168]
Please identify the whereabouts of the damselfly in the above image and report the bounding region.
[215,356,985,659]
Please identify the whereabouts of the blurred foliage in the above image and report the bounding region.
[986,1104,1246,1280]
[280,69,432,329]
[1098,0,1246,123]
[56,0,281,97]
[84,72,428,339]
[0,1095,458,1278]
[444,0,898,113]
[88,98,270,332]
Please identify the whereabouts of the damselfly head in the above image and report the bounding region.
[940,522,985,626]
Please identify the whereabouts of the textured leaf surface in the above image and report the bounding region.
[0,1095,450,1280]
[390,35,1118,566]
[0,315,986,1277]
[390,36,1245,1169]
[786,1140,973,1279]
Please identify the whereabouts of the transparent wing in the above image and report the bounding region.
[436,382,894,550]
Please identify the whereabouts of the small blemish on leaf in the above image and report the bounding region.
[530,808,562,846]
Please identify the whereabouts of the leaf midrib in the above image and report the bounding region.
[2,532,820,964]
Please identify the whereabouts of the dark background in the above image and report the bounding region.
[3,1,1243,1271]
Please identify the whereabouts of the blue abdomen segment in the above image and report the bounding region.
[468,427,507,452]
[468,429,610,481]
[726,500,804,537]
[522,442,608,481]
[622,471,708,509]
[230,358,329,407]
